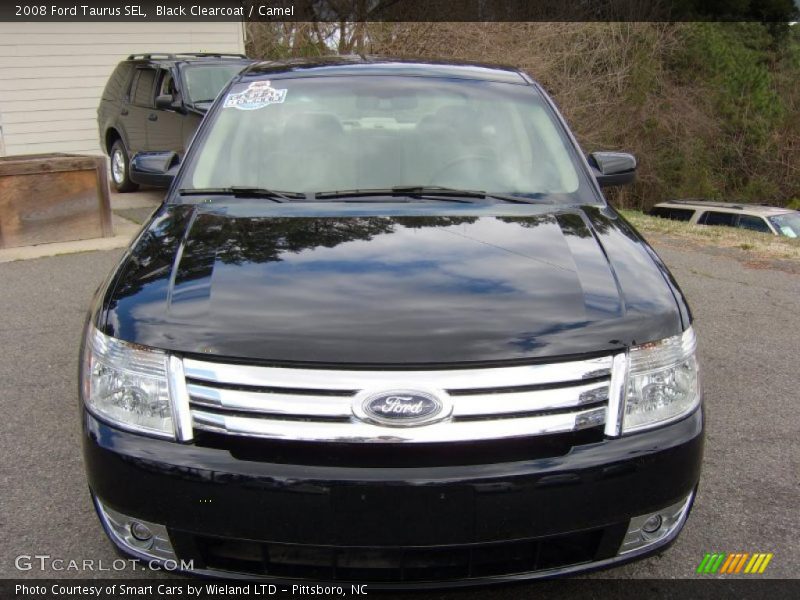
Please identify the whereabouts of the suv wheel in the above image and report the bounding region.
[109,139,139,193]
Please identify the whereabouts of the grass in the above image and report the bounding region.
[620,210,800,262]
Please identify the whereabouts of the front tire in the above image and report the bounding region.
[109,139,139,193]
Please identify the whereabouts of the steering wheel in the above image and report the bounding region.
[429,154,499,187]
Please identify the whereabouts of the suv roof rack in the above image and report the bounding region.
[127,52,247,60]
[667,199,746,210]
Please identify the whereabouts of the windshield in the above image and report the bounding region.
[768,213,800,238]
[182,63,248,104]
[179,76,593,203]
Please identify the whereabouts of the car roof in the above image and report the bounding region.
[654,199,793,216]
[239,55,530,85]
[125,53,250,65]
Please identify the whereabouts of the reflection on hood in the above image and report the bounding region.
[103,207,682,365]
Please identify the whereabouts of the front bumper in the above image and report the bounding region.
[84,407,703,586]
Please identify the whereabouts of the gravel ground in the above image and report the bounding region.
[0,233,797,590]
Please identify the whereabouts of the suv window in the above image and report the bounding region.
[157,69,178,99]
[132,68,157,107]
[182,64,249,104]
[736,214,771,233]
[767,213,800,238]
[651,206,694,221]
[699,211,736,227]
[102,63,133,101]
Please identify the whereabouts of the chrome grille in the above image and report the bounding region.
[178,354,620,444]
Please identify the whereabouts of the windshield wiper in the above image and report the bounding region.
[314,187,471,203]
[394,186,553,204]
[315,186,552,204]
[178,187,306,202]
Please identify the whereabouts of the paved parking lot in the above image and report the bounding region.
[0,227,798,588]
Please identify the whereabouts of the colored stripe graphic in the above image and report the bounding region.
[697,553,726,573]
[710,553,726,573]
[744,553,774,574]
[719,553,736,573]
[734,553,749,573]
[698,552,773,574]
[696,553,713,573]
[758,554,773,573]
[720,553,748,574]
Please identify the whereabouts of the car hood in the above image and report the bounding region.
[100,203,687,365]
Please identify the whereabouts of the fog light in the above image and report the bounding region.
[619,492,694,555]
[93,497,176,562]
[642,514,663,534]
[130,521,153,542]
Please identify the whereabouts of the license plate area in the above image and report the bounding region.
[331,485,474,545]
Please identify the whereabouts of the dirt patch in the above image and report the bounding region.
[740,258,800,275]
[647,232,800,276]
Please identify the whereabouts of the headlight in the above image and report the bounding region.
[82,327,174,438]
[621,327,700,433]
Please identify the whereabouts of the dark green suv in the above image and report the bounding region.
[97,53,252,192]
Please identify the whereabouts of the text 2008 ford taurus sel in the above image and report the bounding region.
[80,57,703,586]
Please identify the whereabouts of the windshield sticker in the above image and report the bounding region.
[224,81,287,110]
[780,226,796,238]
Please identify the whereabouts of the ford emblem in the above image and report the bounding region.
[353,389,451,427]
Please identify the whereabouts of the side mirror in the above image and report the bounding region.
[588,152,637,187]
[155,94,183,112]
[130,151,180,188]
